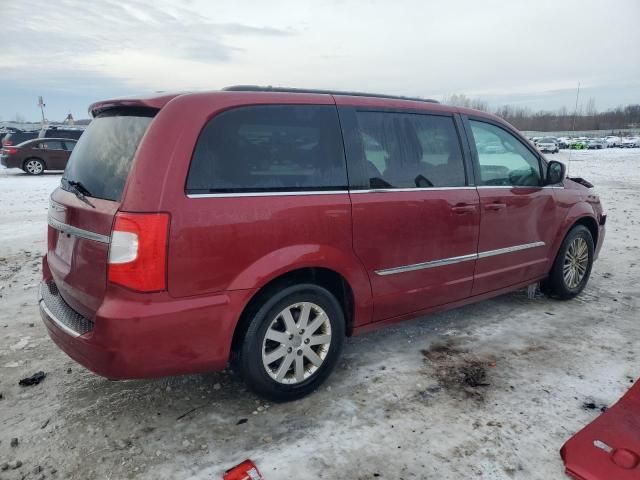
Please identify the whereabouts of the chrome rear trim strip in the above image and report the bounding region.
[477,241,546,259]
[47,215,110,244]
[375,241,545,276]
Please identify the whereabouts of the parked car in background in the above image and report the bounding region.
[537,137,559,153]
[39,126,84,141]
[39,86,606,401]
[0,138,76,174]
[587,138,607,149]
[621,137,640,148]
[1,130,39,147]
[604,136,622,147]
[569,138,588,150]
[557,137,571,149]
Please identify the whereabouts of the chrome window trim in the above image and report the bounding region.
[476,185,560,189]
[186,186,564,198]
[38,298,81,338]
[375,241,546,276]
[350,186,476,193]
[47,215,110,244]
[186,190,349,198]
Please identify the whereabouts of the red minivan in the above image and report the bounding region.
[40,86,606,401]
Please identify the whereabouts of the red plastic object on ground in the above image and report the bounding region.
[223,459,264,480]
[561,380,640,479]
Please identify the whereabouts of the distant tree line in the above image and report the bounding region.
[442,94,640,132]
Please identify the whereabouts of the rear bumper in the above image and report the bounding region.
[0,155,21,168]
[39,278,256,379]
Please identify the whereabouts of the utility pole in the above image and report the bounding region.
[37,96,47,127]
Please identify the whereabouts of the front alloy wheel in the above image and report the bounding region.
[542,225,594,299]
[563,237,589,289]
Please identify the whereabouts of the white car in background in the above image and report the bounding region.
[621,137,640,148]
[605,136,622,147]
[587,138,607,149]
[536,136,559,153]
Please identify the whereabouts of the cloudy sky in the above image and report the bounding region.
[1,0,638,121]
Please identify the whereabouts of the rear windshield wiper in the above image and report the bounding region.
[61,178,96,209]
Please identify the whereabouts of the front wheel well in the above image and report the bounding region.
[230,267,355,356]
[573,216,598,247]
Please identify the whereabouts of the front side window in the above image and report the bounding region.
[186,105,347,193]
[469,120,542,186]
[354,111,466,188]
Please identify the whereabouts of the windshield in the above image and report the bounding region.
[62,108,155,201]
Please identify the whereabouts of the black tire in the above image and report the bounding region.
[23,158,45,175]
[235,283,345,402]
[542,225,594,300]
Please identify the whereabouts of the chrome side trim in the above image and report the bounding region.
[187,190,349,198]
[375,253,477,276]
[350,187,477,193]
[476,241,546,259]
[476,185,561,189]
[39,299,81,338]
[47,215,110,244]
[374,241,546,276]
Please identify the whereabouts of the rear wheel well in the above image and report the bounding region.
[230,267,355,356]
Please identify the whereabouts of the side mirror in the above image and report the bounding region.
[546,160,566,185]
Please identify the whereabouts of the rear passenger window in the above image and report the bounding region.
[354,111,466,188]
[186,105,347,194]
[469,120,542,187]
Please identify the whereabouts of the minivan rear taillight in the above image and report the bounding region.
[3,147,18,155]
[108,212,169,292]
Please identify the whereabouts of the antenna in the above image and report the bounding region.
[566,82,580,175]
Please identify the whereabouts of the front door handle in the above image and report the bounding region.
[485,202,507,211]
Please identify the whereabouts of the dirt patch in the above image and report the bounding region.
[420,341,495,400]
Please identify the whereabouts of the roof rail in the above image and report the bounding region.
[222,85,439,104]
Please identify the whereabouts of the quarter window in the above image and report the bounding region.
[469,120,542,187]
[354,111,466,188]
[39,140,64,150]
[186,105,347,193]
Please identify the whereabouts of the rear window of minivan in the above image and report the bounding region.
[62,108,155,201]
[186,105,347,194]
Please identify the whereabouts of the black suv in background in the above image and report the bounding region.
[38,126,84,140]
[1,130,39,146]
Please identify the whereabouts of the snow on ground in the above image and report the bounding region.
[0,148,639,479]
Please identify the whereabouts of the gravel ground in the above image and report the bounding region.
[0,148,638,479]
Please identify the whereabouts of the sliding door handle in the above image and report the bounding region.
[451,203,477,214]
[485,202,507,211]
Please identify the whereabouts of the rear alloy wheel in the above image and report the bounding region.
[262,301,332,384]
[236,284,345,401]
[24,158,45,175]
[542,225,594,299]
